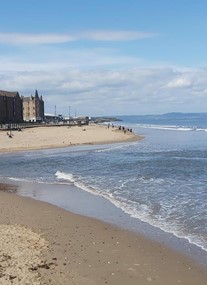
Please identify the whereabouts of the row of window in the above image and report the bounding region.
[23,107,35,111]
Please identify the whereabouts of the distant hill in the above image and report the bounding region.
[91,117,122,123]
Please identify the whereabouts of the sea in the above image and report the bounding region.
[1,112,207,265]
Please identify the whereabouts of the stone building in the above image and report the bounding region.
[0,90,23,124]
[22,90,44,122]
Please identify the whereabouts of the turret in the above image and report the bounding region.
[35,90,39,99]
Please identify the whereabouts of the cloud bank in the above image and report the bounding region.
[0,29,206,116]
[1,66,207,116]
[0,30,156,45]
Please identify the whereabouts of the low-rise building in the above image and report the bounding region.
[22,90,44,122]
[0,90,23,124]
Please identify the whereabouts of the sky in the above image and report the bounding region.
[0,0,207,116]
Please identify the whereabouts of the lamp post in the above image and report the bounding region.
[68,106,70,123]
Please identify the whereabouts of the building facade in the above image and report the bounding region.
[22,90,44,122]
[0,90,23,124]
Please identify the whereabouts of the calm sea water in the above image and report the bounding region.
[0,113,207,255]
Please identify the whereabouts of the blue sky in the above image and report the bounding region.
[0,0,207,116]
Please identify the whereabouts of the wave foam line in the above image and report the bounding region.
[8,177,34,183]
[95,142,140,153]
[55,171,100,195]
[135,124,204,132]
[55,171,207,253]
[55,171,75,183]
[105,196,207,253]
[6,176,69,186]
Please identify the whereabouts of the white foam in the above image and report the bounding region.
[54,171,207,253]
[55,170,75,183]
[135,124,204,132]
[95,142,139,153]
[106,196,207,252]
[8,177,33,183]
[128,207,207,252]
[55,171,100,195]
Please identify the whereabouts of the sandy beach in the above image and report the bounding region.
[1,125,207,285]
[0,185,207,285]
[0,124,141,153]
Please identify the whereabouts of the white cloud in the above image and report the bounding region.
[0,33,74,45]
[165,77,192,88]
[0,38,206,115]
[0,46,144,73]
[1,66,207,116]
[0,30,156,46]
[78,30,156,41]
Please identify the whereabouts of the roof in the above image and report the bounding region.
[22,96,34,101]
[0,90,19,97]
[22,93,43,102]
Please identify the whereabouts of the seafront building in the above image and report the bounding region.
[0,90,23,124]
[22,90,44,122]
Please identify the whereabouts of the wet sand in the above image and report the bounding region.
[0,185,207,285]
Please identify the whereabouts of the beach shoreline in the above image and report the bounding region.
[1,123,207,284]
[0,124,143,154]
[1,185,207,285]
[3,178,207,267]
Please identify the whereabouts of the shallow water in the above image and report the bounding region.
[1,113,207,265]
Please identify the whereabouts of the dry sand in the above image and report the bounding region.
[0,187,207,285]
[0,124,141,153]
[0,224,48,285]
